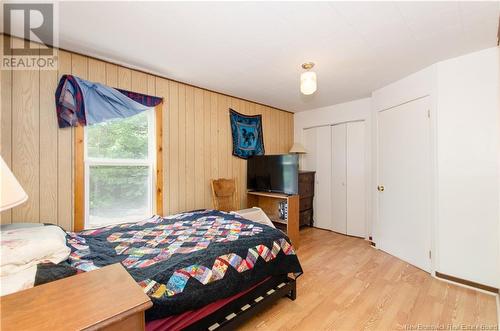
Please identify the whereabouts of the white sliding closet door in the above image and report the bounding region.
[315,126,332,230]
[303,126,332,230]
[346,121,366,237]
[304,122,366,235]
[331,124,347,234]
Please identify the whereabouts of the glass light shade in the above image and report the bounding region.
[0,156,28,211]
[300,71,317,95]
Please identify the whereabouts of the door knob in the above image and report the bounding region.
[377,185,385,192]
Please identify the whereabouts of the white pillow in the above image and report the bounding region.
[0,265,37,296]
[0,225,70,277]
[0,223,44,231]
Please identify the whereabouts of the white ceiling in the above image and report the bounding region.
[46,2,500,111]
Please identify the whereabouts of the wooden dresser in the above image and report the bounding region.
[298,171,315,227]
[0,264,152,331]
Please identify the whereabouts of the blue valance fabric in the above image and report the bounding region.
[55,75,163,128]
[230,108,265,159]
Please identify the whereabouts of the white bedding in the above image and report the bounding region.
[232,207,276,228]
[0,266,37,296]
[0,225,70,296]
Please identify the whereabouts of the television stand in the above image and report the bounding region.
[247,191,299,249]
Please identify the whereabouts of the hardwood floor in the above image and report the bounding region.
[239,227,498,331]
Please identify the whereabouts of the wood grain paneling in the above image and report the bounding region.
[39,59,58,223]
[0,35,294,229]
[168,81,180,215]
[57,50,73,230]
[118,67,131,90]
[106,63,118,88]
[194,88,204,209]
[12,41,40,222]
[178,84,187,212]
[131,71,148,94]
[210,92,219,183]
[203,90,212,208]
[185,85,195,210]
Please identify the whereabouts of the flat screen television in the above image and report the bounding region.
[247,154,299,195]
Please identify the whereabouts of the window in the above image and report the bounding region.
[84,109,156,228]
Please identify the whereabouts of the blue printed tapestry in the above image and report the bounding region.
[230,109,265,159]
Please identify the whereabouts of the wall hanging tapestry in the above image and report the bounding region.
[55,74,163,128]
[229,109,265,159]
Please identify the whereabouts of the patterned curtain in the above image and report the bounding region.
[55,74,163,128]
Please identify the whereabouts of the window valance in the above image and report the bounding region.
[55,75,163,128]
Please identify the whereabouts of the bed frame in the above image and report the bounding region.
[184,275,297,331]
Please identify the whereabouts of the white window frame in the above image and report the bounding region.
[83,109,156,228]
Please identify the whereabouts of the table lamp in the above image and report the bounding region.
[1,156,28,211]
[289,142,306,154]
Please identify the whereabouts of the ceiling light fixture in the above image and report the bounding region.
[300,62,317,95]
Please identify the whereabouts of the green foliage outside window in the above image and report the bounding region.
[86,112,151,219]
[87,112,149,159]
[89,166,148,214]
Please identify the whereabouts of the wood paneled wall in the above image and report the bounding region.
[0,35,294,230]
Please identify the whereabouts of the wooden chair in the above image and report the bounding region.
[211,178,239,212]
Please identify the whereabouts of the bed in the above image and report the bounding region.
[15,209,302,330]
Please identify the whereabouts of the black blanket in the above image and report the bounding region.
[34,262,78,286]
[66,210,303,321]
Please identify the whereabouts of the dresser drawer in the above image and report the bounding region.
[299,209,313,226]
[299,197,313,211]
[298,172,315,198]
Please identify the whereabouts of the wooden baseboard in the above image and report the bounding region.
[435,271,499,294]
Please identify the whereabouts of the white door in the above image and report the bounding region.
[303,126,332,230]
[377,97,431,272]
[331,124,346,234]
[346,121,366,237]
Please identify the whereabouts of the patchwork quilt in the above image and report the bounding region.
[66,210,303,321]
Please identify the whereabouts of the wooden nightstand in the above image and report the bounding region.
[0,264,152,331]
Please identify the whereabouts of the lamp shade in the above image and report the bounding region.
[289,142,307,154]
[0,156,28,211]
[300,71,317,95]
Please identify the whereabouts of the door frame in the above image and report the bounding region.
[372,95,438,274]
